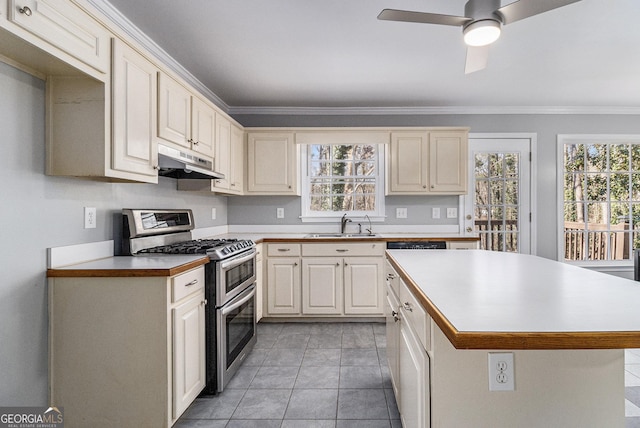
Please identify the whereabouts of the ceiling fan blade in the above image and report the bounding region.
[377,9,470,27]
[497,0,582,25]
[465,45,490,74]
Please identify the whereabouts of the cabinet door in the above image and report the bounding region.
[230,124,245,193]
[173,293,206,418]
[111,39,158,182]
[191,97,215,158]
[344,257,384,315]
[8,0,111,73]
[428,131,468,193]
[213,113,231,190]
[267,258,301,314]
[158,73,191,148]
[388,132,428,194]
[399,320,430,428]
[386,290,401,400]
[247,132,298,194]
[302,258,343,315]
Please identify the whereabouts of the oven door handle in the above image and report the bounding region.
[221,285,256,315]
[219,249,256,270]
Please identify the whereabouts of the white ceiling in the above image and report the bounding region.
[103,0,640,113]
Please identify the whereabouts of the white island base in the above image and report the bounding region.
[429,326,623,427]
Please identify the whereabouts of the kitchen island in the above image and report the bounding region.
[385,250,640,427]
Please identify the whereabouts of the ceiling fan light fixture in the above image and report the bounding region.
[463,20,501,47]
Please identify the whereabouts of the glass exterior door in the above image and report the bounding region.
[465,138,532,253]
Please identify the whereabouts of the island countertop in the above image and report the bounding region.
[386,249,640,350]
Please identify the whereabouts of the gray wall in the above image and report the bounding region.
[0,62,228,406]
[233,113,640,260]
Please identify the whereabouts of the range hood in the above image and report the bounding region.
[157,144,224,180]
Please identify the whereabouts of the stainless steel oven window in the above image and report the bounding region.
[217,284,256,390]
[225,257,255,294]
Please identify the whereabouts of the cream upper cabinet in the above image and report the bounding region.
[387,128,469,195]
[429,130,468,193]
[388,132,429,193]
[4,0,111,74]
[230,124,245,193]
[246,132,299,195]
[46,38,159,183]
[111,39,159,180]
[212,115,243,195]
[158,73,215,158]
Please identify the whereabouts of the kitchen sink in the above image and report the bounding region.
[305,233,381,238]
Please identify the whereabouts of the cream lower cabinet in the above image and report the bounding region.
[48,266,206,428]
[386,262,430,428]
[265,242,384,317]
[387,128,469,195]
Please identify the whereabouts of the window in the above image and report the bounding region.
[301,143,385,221]
[559,135,640,263]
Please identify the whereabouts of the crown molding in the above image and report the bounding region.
[85,0,230,112]
[228,105,640,116]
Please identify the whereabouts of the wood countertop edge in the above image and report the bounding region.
[46,257,209,278]
[259,236,479,243]
[385,253,640,350]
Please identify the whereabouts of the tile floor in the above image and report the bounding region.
[176,324,640,428]
[175,321,400,428]
[626,349,640,427]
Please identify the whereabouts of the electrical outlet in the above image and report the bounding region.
[277,208,285,219]
[488,352,514,391]
[446,207,458,218]
[211,208,216,220]
[396,208,407,219]
[84,207,96,229]
[432,207,441,219]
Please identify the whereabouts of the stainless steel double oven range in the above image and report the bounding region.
[122,209,256,394]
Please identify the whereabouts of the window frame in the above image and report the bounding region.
[557,134,640,266]
[300,142,386,223]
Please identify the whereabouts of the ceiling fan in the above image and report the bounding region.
[378,0,582,74]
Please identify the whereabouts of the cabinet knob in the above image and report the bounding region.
[403,302,413,312]
[423,185,427,189]
[153,165,160,170]
[201,299,207,306]
[431,185,435,189]
[19,6,32,16]
[392,310,400,322]
[336,262,340,267]
[288,185,292,189]
[293,262,298,267]
[188,138,194,144]
[466,227,473,233]
[193,140,200,145]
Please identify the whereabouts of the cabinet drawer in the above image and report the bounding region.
[302,242,385,257]
[172,267,204,303]
[399,280,430,352]
[7,0,111,73]
[267,243,301,257]
[385,261,400,300]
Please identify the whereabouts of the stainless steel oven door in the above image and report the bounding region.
[216,283,256,392]
[216,249,256,307]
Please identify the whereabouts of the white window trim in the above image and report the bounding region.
[300,143,386,223]
[556,134,640,267]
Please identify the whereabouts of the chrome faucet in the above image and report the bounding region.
[364,214,372,235]
[340,213,352,234]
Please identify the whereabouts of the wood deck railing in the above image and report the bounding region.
[563,221,629,261]
[475,219,518,252]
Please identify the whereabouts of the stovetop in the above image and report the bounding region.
[136,238,254,260]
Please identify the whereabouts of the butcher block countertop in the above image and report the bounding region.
[46,255,209,278]
[386,249,640,350]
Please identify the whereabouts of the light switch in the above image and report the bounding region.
[277,208,285,219]
[446,208,458,218]
[396,208,407,219]
[432,208,441,219]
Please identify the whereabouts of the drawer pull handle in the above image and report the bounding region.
[392,310,400,322]
[403,302,413,312]
[201,299,208,306]
[19,6,32,16]
[185,279,198,286]
[386,273,397,280]
[278,248,291,252]
[336,249,349,253]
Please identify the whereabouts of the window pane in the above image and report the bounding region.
[504,153,519,178]
[610,144,629,172]
[475,154,489,178]
[489,154,503,177]
[489,180,504,205]
[586,202,608,227]
[564,144,584,172]
[610,173,629,201]
[505,180,518,205]
[586,144,606,170]
[610,202,630,225]
[585,173,607,201]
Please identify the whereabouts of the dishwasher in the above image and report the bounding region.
[386,241,447,250]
